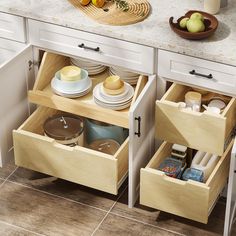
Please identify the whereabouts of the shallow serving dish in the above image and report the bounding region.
[169,10,218,40]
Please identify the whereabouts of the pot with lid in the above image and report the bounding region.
[43,114,84,146]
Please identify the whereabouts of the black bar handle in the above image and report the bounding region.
[189,70,213,79]
[78,43,100,52]
[135,116,141,137]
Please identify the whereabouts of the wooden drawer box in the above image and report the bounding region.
[28,20,154,74]
[28,51,147,129]
[13,107,128,195]
[156,83,236,155]
[140,140,233,223]
[158,50,236,96]
[0,12,26,43]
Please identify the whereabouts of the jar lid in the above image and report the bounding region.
[43,114,84,141]
[88,139,120,155]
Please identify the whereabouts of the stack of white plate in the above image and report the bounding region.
[71,57,107,75]
[51,70,92,98]
[109,66,140,85]
[93,82,134,110]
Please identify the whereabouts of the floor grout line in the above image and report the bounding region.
[90,185,128,236]
[0,220,47,236]
[109,211,186,236]
[5,179,109,213]
[0,167,19,189]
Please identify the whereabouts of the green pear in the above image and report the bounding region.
[187,19,205,33]
[179,17,189,29]
[190,12,204,22]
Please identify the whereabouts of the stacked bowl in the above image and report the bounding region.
[71,57,107,76]
[109,66,140,85]
[51,66,92,98]
[93,76,134,110]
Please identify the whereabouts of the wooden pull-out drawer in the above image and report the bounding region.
[28,51,148,129]
[13,107,128,195]
[28,20,154,74]
[140,140,234,224]
[158,50,236,96]
[156,83,236,155]
[0,12,26,43]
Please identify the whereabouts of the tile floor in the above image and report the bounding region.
[0,160,235,236]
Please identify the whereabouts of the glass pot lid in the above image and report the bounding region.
[43,114,84,141]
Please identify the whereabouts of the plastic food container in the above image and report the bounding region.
[158,157,183,178]
[43,114,84,146]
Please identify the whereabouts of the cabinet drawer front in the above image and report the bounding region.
[13,107,128,194]
[0,12,26,42]
[28,20,154,74]
[155,83,236,155]
[158,50,236,96]
[140,140,233,223]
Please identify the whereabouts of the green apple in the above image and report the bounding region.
[200,23,205,32]
[187,19,205,33]
[179,17,189,29]
[190,12,204,21]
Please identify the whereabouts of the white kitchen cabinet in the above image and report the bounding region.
[0,12,26,43]
[158,50,236,97]
[0,40,34,167]
[28,20,155,74]
[224,139,236,236]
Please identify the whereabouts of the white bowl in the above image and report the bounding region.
[53,69,89,92]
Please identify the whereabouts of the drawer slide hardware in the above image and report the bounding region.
[135,116,141,137]
[189,70,213,79]
[78,43,100,52]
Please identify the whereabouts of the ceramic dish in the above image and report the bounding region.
[93,82,134,104]
[60,66,82,81]
[169,10,218,40]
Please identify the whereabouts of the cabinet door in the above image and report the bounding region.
[129,75,157,207]
[224,139,236,236]
[0,44,33,167]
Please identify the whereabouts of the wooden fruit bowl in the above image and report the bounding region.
[169,10,218,40]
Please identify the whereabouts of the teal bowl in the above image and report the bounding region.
[85,119,128,145]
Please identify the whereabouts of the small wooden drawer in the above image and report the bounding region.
[28,20,154,74]
[156,83,236,155]
[158,50,236,96]
[13,107,128,195]
[0,12,26,42]
[140,140,233,223]
[28,51,148,129]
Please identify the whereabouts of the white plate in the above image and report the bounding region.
[93,82,134,105]
[52,84,92,98]
[51,77,92,94]
[94,99,131,110]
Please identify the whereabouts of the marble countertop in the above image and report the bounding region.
[0,0,236,66]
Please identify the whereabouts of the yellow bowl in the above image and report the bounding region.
[103,82,125,95]
[60,66,82,81]
[103,76,123,90]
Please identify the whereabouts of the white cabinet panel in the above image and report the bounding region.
[28,20,154,74]
[0,44,33,167]
[0,12,26,43]
[158,50,236,96]
[129,75,156,207]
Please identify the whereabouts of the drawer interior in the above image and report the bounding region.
[28,51,148,128]
[156,83,236,155]
[13,106,129,194]
[140,140,233,223]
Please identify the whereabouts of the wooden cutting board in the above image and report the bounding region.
[68,0,151,26]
